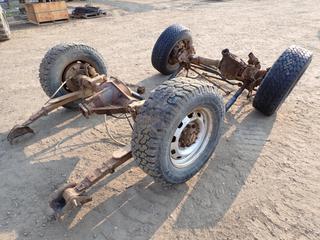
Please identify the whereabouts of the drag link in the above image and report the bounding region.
[190,63,223,78]
[202,72,241,86]
[189,67,231,95]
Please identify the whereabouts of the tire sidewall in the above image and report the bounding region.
[158,94,223,184]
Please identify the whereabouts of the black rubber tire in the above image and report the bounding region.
[0,6,11,41]
[151,24,192,75]
[253,46,312,116]
[39,43,107,109]
[132,77,225,186]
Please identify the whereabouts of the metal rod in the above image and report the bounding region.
[44,80,68,105]
[225,85,246,112]
[76,146,132,192]
[202,72,240,86]
[190,63,223,77]
[189,67,230,94]
[131,91,144,100]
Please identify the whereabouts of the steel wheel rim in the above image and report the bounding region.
[170,107,213,168]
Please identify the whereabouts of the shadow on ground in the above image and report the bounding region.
[1,73,275,239]
[68,98,275,239]
[174,109,275,229]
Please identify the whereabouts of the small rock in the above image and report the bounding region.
[42,223,46,227]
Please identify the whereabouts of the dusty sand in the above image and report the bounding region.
[0,0,319,239]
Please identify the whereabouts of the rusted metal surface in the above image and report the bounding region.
[78,77,144,117]
[7,61,109,143]
[49,145,132,219]
[7,63,145,143]
[62,62,100,92]
[169,39,195,66]
[127,100,145,120]
[179,122,200,148]
[218,49,267,97]
[168,38,269,103]
[191,55,220,68]
[8,38,268,144]
[83,79,133,110]
[44,44,269,218]
[7,90,85,143]
[8,40,273,221]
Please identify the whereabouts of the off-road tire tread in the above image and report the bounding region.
[253,46,312,116]
[132,78,224,186]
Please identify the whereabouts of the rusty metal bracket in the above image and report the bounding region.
[7,90,86,144]
[49,145,132,220]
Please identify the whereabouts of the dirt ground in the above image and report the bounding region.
[0,0,319,239]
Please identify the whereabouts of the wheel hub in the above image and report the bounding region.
[168,40,194,65]
[179,122,200,147]
[170,108,212,168]
[62,62,98,92]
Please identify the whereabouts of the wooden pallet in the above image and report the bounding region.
[82,11,106,19]
[28,18,69,25]
[25,1,69,25]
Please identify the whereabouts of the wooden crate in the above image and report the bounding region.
[25,1,69,24]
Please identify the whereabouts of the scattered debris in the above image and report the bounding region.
[72,5,107,19]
